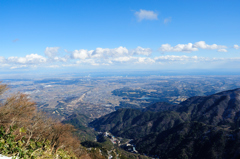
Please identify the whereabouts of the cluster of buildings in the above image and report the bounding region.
[102,132,138,154]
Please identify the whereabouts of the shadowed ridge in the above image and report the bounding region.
[90,88,240,159]
[143,102,178,112]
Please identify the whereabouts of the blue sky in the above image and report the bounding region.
[0,0,240,72]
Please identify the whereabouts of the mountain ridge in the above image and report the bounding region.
[90,88,240,159]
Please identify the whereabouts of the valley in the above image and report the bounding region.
[1,75,240,120]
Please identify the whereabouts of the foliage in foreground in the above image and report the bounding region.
[0,126,77,158]
[0,83,93,159]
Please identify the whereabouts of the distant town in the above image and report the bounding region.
[1,75,240,121]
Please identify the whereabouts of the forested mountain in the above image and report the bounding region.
[62,113,97,141]
[142,102,178,112]
[90,88,240,159]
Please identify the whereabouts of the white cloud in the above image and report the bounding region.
[218,49,228,52]
[48,65,60,68]
[164,17,172,24]
[193,41,227,50]
[76,59,99,66]
[92,46,129,58]
[159,41,228,53]
[111,56,155,64]
[10,65,27,69]
[71,46,152,60]
[71,47,131,60]
[112,56,134,63]
[53,56,68,62]
[135,9,158,22]
[154,55,198,62]
[62,64,77,67]
[8,54,47,64]
[135,57,155,64]
[69,54,240,68]
[3,43,240,69]
[131,46,152,56]
[71,49,92,60]
[0,57,6,63]
[159,43,198,52]
[72,54,240,66]
[234,44,239,49]
[45,47,60,58]
[229,57,240,60]
[153,55,240,63]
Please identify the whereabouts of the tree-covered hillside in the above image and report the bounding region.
[0,83,104,159]
[90,88,240,159]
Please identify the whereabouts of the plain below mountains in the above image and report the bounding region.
[89,88,240,159]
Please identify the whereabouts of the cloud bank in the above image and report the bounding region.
[159,41,227,53]
[8,54,47,64]
[1,41,239,70]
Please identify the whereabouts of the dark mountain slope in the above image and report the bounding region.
[91,89,240,135]
[89,88,240,158]
[90,108,142,133]
[143,102,178,112]
[90,108,185,139]
[177,88,240,128]
[120,111,185,139]
[62,113,96,141]
[62,113,91,129]
[135,121,240,159]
